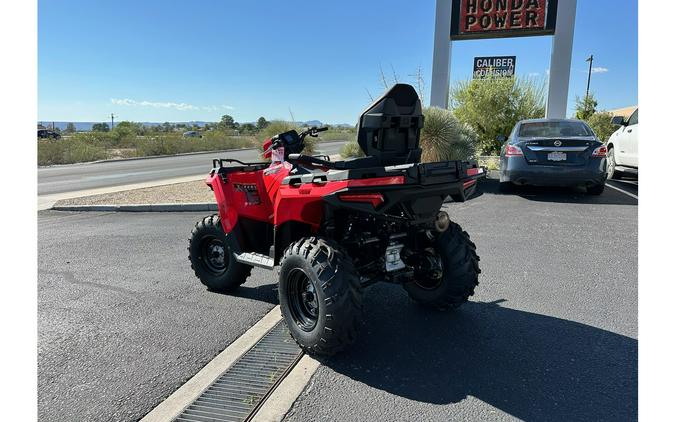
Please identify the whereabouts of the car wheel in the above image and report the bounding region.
[587,183,605,195]
[607,148,621,180]
[499,181,514,193]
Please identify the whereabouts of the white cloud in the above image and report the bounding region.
[528,72,540,77]
[110,98,234,112]
[591,67,609,74]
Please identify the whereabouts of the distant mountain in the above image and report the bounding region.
[38,120,354,131]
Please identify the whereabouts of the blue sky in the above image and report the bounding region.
[38,0,637,124]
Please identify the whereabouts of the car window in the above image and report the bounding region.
[627,109,638,126]
[518,121,592,137]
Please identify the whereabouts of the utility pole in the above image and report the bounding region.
[110,113,116,129]
[585,54,593,100]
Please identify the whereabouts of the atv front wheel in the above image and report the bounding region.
[404,221,480,310]
[188,214,251,292]
[279,237,363,356]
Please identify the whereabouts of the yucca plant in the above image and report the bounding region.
[420,107,478,162]
[340,140,365,159]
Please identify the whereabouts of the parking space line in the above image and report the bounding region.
[606,182,638,200]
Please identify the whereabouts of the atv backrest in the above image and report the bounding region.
[356,83,424,166]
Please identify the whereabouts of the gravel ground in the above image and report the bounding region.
[54,180,214,206]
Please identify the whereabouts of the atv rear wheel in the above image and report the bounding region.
[404,221,480,310]
[279,237,363,356]
[188,214,251,292]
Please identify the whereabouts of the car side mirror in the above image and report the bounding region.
[495,135,507,143]
[610,116,626,126]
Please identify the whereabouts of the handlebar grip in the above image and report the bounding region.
[316,127,328,132]
[287,153,300,160]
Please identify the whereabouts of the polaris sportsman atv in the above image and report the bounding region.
[189,84,482,355]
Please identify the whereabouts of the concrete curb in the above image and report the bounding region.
[52,203,218,212]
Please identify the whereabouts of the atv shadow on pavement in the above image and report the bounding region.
[210,282,279,305]
[481,176,638,206]
[317,291,637,421]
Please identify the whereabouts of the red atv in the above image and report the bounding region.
[189,84,483,355]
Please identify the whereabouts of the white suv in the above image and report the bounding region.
[606,108,638,179]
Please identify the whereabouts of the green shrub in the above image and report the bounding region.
[317,129,356,143]
[420,107,478,162]
[340,141,365,159]
[478,155,500,171]
[586,111,616,142]
[450,76,545,155]
[38,138,107,165]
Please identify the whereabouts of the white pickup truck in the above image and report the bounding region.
[606,108,638,179]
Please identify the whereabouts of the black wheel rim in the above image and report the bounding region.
[414,248,444,290]
[201,236,228,274]
[287,268,319,332]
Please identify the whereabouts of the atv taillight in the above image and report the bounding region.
[339,193,385,208]
[592,145,607,157]
[505,145,523,157]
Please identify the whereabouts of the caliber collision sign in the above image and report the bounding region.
[451,0,558,40]
[473,56,516,78]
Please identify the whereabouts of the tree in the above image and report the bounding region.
[220,115,235,129]
[450,76,545,155]
[586,111,615,142]
[239,123,256,133]
[92,122,110,132]
[575,93,598,121]
[256,117,269,130]
[65,122,77,134]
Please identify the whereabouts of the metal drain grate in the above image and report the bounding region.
[174,321,302,422]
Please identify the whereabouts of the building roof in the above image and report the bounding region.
[607,106,637,118]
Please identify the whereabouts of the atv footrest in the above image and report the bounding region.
[234,252,275,269]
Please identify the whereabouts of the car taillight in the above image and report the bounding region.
[339,193,384,208]
[592,145,607,157]
[505,144,523,157]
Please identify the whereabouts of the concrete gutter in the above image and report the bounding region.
[52,203,218,212]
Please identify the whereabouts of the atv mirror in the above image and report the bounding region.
[610,116,626,126]
[496,135,507,143]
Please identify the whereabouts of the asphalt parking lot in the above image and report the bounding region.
[37,175,637,421]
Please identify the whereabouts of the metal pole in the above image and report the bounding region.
[429,0,452,108]
[111,113,115,129]
[545,0,577,118]
[585,54,593,100]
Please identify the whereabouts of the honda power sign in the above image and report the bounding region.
[473,56,516,78]
[451,0,558,40]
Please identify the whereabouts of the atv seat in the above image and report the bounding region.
[353,83,424,167]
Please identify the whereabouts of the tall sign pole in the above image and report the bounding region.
[545,0,577,118]
[430,0,452,108]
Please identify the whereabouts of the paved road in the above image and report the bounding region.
[285,177,638,422]
[37,141,346,195]
[38,211,279,421]
[38,175,637,421]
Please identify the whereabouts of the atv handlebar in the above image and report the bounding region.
[287,153,336,169]
[268,126,328,152]
[299,126,328,141]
